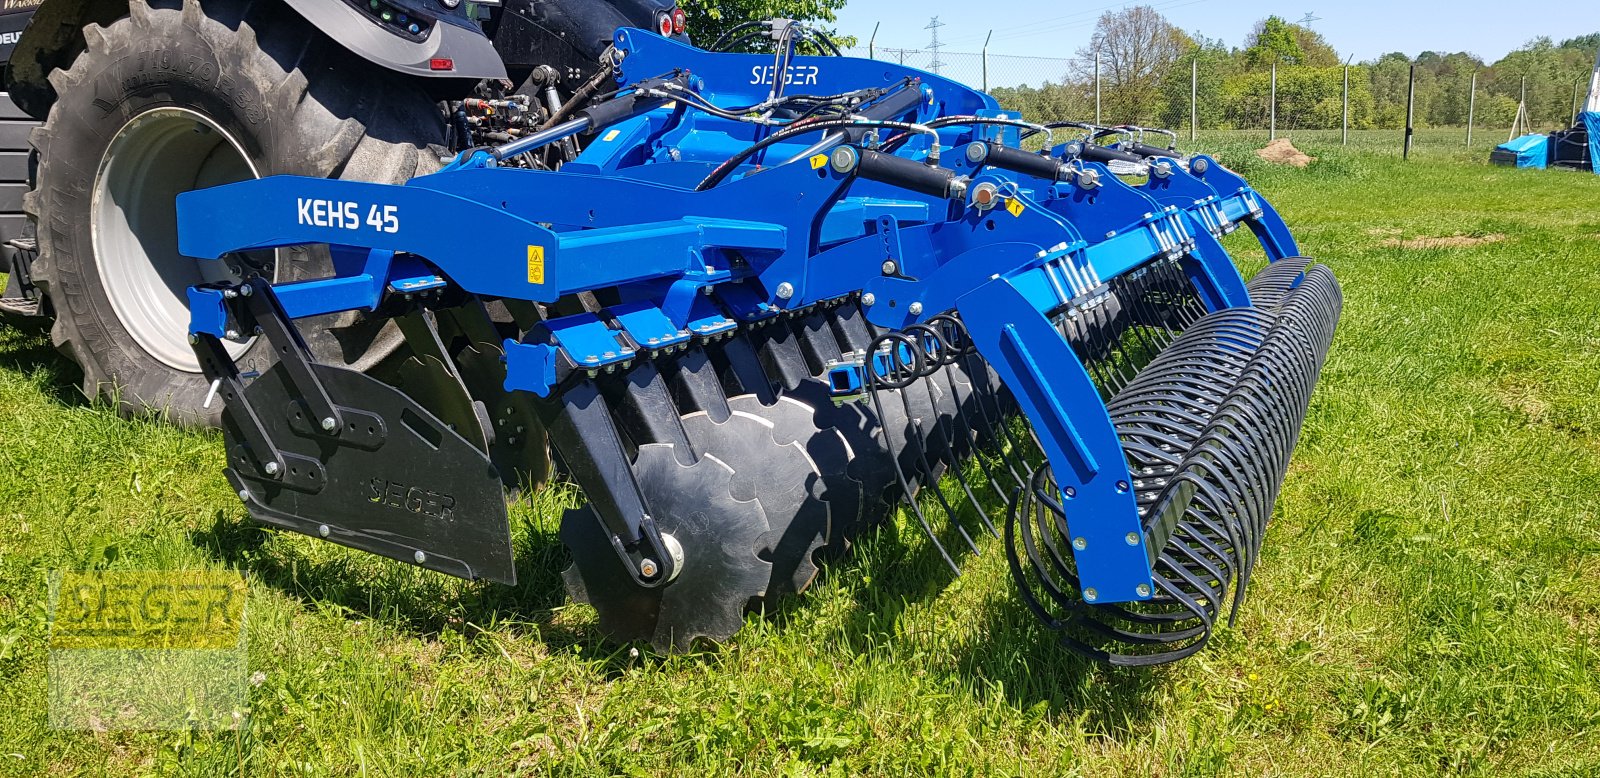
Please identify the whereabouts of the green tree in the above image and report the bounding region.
[678,0,849,51]
[1157,35,1236,129]
[1289,24,1340,67]
[1558,33,1600,52]
[1486,37,1596,128]
[1243,16,1304,69]
[1070,5,1193,124]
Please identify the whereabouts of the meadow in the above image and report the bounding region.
[0,132,1598,775]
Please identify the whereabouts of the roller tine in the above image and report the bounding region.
[928,389,998,535]
[955,348,1032,489]
[1079,306,1138,396]
[913,323,1002,535]
[947,331,1036,489]
[898,375,983,558]
[867,358,960,574]
[1005,485,1079,623]
[880,331,987,558]
[939,356,1012,511]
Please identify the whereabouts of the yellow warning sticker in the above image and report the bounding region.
[527,245,546,285]
[1006,198,1026,217]
[602,129,622,142]
[810,154,830,170]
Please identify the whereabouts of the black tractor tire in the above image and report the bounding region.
[27,0,447,425]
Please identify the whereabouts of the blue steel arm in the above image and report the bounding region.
[1183,155,1302,261]
[957,268,1153,605]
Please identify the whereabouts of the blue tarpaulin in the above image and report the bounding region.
[1496,134,1550,169]
[1584,112,1600,175]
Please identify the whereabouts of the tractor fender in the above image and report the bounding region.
[3,0,506,120]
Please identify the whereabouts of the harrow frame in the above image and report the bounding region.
[179,27,1339,663]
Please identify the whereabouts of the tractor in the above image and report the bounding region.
[0,0,687,422]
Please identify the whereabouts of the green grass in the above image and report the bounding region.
[3,143,1600,776]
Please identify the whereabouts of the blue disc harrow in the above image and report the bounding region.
[178,27,1339,664]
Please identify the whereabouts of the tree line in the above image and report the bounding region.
[990,9,1599,133]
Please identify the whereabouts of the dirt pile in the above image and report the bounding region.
[1255,138,1315,167]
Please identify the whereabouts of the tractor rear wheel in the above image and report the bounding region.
[27,0,446,425]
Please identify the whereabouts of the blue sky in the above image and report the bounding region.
[832,0,1600,64]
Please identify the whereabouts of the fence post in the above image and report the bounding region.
[982,30,992,93]
[1404,64,1416,159]
[1190,58,1198,143]
[1342,64,1349,145]
[1094,52,1102,125]
[1466,71,1476,146]
[869,22,878,59]
[1269,62,1277,141]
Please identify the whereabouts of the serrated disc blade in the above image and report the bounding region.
[561,444,771,651]
[681,397,830,599]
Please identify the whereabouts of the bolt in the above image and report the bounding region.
[507,437,517,446]
[862,293,877,307]
[639,558,659,578]
[908,302,924,316]
[321,417,337,432]
[776,282,795,299]
[264,461,280,475]
[414,550,427,564]
[1125,532,1140,546]
[584,355,599,363]
[882,260,897,275]
[829,145,860,174]
[237,489,250,502]
[1136,583,1152,598]
[223,289,238,299]
[1072,537,1087,551]
[1063,486,1077,498]
[318,524,331,538]
[239,284,253,297]
[225,329,240,340]
[188,334,200,345]
[1084,588,1099,602]
[603,351,616,359]
[668,147,682,161]
[1117,480,1130,492]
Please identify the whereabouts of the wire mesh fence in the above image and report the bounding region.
[837,44,1586,158]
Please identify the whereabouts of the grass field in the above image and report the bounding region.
[2,139,1600,776]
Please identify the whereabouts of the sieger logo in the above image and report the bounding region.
[750,64,821,87]
[367,478,456,521]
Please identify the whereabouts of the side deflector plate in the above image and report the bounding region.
[224,360,516,585]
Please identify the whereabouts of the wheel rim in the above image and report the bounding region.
[91,107,266,373]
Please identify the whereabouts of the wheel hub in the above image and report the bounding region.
[91,107,265,372]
